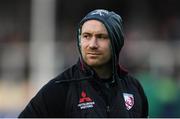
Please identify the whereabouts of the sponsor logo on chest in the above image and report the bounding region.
[78,91,95,109]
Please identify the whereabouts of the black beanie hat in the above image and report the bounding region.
[77,9,124,63]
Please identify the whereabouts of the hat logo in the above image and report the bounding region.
[123,93,134,110]
[91,10,108,16]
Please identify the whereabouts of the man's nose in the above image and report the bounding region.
[89,37,98,48]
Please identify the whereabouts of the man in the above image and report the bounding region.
[19,9,148,117]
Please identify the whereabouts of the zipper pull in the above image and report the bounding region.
[106,106,110,117]
[106,106,110,112]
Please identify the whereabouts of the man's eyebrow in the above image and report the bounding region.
[82,32,90,34]
[81,32,91,35]
[81,32,109,37]
[97,33,108,35]
[95,33,109,36]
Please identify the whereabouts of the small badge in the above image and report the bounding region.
[123,93,134,110]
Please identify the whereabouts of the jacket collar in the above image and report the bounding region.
[77,58,128,79]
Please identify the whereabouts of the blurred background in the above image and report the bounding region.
[0,0,180,117]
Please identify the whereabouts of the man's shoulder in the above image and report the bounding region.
[52,63,82,84]
[121,73,147,96]
[45,62,87,89]
[123,73,140,85]
[119,69,142,89]
[36,66,77,99]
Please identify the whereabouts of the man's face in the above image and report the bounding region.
[80,20,112,67]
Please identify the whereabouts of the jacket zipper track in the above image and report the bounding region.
[106,105,110,117]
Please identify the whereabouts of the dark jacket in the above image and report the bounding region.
[19,9,148,118]
[18,60,148,118]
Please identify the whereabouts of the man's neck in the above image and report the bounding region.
[93,63,112,79]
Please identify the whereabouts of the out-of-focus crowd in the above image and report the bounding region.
[0,0,180,117]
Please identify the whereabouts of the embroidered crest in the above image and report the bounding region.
[123,93,134,110]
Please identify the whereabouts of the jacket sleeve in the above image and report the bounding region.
[135,78,149,117]
[18,80,68,118]
[18,89,48,118]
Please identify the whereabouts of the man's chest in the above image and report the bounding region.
[63,81,143,117]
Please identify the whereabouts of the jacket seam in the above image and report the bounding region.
[54,76,92,84]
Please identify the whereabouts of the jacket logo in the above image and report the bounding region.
[123,93,134,110]
[78,91,95,109]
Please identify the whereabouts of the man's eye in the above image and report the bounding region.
[84,35,88,38]
[97,35,109,40]
[82,35,90,39]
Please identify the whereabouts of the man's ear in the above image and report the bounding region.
[79,36,81,47]
[78,28,82,47]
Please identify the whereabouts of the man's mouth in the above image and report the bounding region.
[86,52,102,58]
[87,52,101,55]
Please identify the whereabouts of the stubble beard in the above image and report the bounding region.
[84,56,112,69]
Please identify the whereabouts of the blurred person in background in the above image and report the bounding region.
[18,9,148,118]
